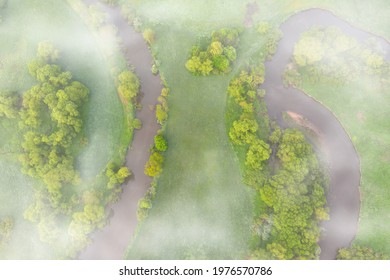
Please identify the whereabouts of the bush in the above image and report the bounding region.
[132,118,142,129]
[154,134,168,152]
[144,152,164,177]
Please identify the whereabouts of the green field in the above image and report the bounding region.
[126,24,255,259]
[0,0,125,258]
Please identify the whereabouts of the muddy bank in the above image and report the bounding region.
[79,0,162,259]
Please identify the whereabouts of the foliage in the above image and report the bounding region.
[154,134,168,152]
[260,129,328,259]
[0,92,19,119]
[37,41,60,63]
[226,65,327,260]
[185,28,240,75]
[155,87,169,125]
[144,152,164,177]
[289,27,389,86]
[143,28,155,45]
[19,46,89,206]
[337,246,388,260]
[131,118,142,129]
[118,70,140,102]
[245,139,271,171]
[229,118,258,145]
[105,162,131,189]
[0,217,13,247]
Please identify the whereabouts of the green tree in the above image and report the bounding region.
[154,134,168,152]
[229,118,258,145]
[37,41,60,62]
[143,28,155,45]
[155,104,168,124]
[118,71,140,101]
[245,139,271,170]
[208,41,223,56]
[0,93,18,119]
[144,152,164,177]
[212,55,230,72]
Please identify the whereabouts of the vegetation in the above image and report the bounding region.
[185,28,240,75]
[118,70,140,103]
[19,45,89,206]
[337,246,388,260]
[0,92,19,119]
[154,134,168,152]
[286,26,390,256]
[226,67,328,259]
[0,217,13,248]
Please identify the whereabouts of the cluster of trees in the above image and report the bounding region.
[227,68,271,173]
[68,189,106,255]
[105,161,131,189]
[227,65,328,259]
[19,44,89,207]
[0,91,19,119]
[337,245,388,260]
[185,28,240,75]
[260,129,328,259]
[287,27,390,87]
[0,217,13,248]
[140,87,170,220]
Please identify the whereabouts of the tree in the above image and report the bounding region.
[132,118,142,129]
[245,139,271,170]
[208,41,223,56]
[154,134,168,152]
[223,46,237,61]
[144,152,164,177]
[0,217,13,247]
[0,93,18,119]
[155,104,168,124]
[212,55,230,72]
[118,71,140,101]
[37,41,59,62]
[143,28,155,45]
[229,118,258,145]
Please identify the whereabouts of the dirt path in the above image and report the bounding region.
[78,0,162,259]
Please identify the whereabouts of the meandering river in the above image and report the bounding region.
[78,3,390,260]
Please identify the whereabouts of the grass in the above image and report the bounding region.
[0,0,126,258]
[126,19,260,258]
